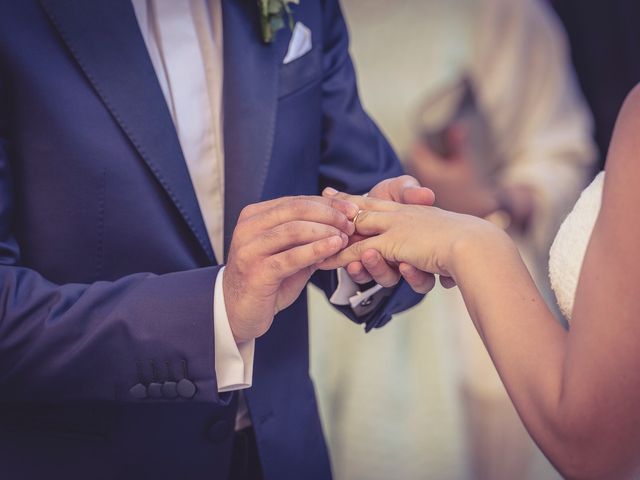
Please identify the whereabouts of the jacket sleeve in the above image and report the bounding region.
[0,77,224,404]
[310,0,424,330]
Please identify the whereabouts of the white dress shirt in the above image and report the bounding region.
[132,0,254,429]
[131,0,372,430]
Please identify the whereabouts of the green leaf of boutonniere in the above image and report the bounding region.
[258,0,299,44]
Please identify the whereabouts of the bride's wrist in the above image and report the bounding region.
[448,220,515,282]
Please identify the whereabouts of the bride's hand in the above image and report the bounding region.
[318,190,508,286]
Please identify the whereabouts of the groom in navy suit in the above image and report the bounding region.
[0,0,433,478]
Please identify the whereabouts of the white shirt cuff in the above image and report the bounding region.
[329,267,384,309]
[213,267,255,392]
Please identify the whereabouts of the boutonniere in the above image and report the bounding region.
[258,0,299,44]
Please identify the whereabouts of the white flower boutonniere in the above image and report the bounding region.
[258,0,299,44]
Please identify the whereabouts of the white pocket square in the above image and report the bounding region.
[283,22,312,64]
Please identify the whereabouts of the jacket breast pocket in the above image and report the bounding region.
[278,46,322,99]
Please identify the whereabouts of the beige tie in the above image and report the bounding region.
[153,0,225,261]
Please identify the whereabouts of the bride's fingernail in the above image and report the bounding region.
[323,187,338,196]
[340,232,349,246]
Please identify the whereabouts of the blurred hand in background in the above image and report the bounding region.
[407,124,536,234]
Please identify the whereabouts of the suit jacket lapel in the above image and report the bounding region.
[221,0,281,257]
[40,0,216,264]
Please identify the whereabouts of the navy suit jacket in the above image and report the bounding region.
[0,0,423,478]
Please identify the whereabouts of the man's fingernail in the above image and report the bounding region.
[346,203,359,219]
[340,233,349,246]
[346,222,355,236]
[362,250,379,265]
[399,263,412,275]
[323,187,338,196]
[329,235,342,248]
[348,263,362,276]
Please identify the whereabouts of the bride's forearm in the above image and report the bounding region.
[449,229,573,467]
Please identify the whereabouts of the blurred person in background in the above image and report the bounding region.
[310,0,596,479]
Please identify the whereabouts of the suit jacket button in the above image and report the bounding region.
[148,382,163,398]
[129,383,147,399]
[206,419,232,444]
[177,378,197,399]
[162,381,178,398]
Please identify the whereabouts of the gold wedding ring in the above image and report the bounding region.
[352,209,365,231]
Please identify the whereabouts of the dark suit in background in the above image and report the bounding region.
[552,0,640,168]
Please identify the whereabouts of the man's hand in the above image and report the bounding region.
[325,175,437,294]
[224,196,358,343]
